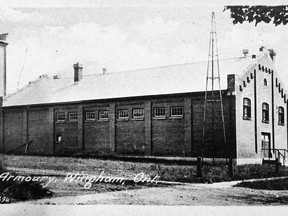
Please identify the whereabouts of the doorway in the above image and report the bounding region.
[261,133,272,158]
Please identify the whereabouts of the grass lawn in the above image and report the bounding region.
[234,178,288,190]
[0,155,169,202]
[2,154,288,183]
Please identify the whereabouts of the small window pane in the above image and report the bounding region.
[243,98,251,120]
[56,113,65,122]
[133,109,144,119]
[171,107,183,117]
[262,103,269,123]
[99,110,109,120]
[279,106,284,125]
[118,109,129,119]
[68,112,77,121]
[154,108,166,118]
[85,111,96,120]
[243,98,250,106]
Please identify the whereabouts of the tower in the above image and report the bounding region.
[202,13,226,156]
[0,33,8,100]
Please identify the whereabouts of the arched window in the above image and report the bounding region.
[243,98,251,120]
[262,103,269,123]
[278,106,284,125]
[264,78,267,86]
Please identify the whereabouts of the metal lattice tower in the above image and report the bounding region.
[202,12,226,155]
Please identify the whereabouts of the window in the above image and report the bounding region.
[154,107,166,118]
[243,98,251,120]
[278,106,284,125]
[99,110,109,120]
[68,112,77,122]
[264,78,267,86]
[56,113,65,122]
[118,109,129,119]
[56,135,62,143]
[262,103,269,123]
[85,111,96,121]
[171,106,183,118]
[133,109,144,119]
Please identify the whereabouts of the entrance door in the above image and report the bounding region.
[261,133,272,158]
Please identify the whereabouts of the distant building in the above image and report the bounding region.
[0,37,287,165]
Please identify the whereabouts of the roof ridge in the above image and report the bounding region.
[57,55,251,80]
[100,56,249,75]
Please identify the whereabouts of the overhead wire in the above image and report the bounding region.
[17,48,28,90]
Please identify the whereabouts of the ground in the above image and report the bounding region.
[2,155,288,205]
[25,182,288,205]
[5,167,288,205]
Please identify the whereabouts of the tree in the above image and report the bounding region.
[224,6,288,26]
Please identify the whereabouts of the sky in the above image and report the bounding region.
[1,0,288,93]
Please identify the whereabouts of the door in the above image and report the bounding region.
[261,133,272,158]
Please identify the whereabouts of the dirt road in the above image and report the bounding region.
[4,167,288,205]
[24,179,288,205]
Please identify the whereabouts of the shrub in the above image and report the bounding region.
[234,178,288,190]
[0,163,53,203]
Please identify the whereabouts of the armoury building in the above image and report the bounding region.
[0,35,287,165]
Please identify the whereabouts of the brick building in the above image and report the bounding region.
[0,35,287,164]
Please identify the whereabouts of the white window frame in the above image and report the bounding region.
[170,106,183,118]
[56,113,65,122]
[278,106,285,126]
[68,112,78,122]
[85,111,96,121]
[132,109,144,119]
[243,98,251,120]
[262,103,269,123]
[99,110,109,120]
[118,109,129,119]
[154,107,166,118]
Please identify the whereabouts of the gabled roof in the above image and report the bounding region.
[3,55,257,107]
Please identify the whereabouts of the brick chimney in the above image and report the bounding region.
[73,62,83,82]
[259,46,265,52]
[102,68,107,75]
[0,33,8,98]
[242,49,249,57]
[268,49,276,61]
